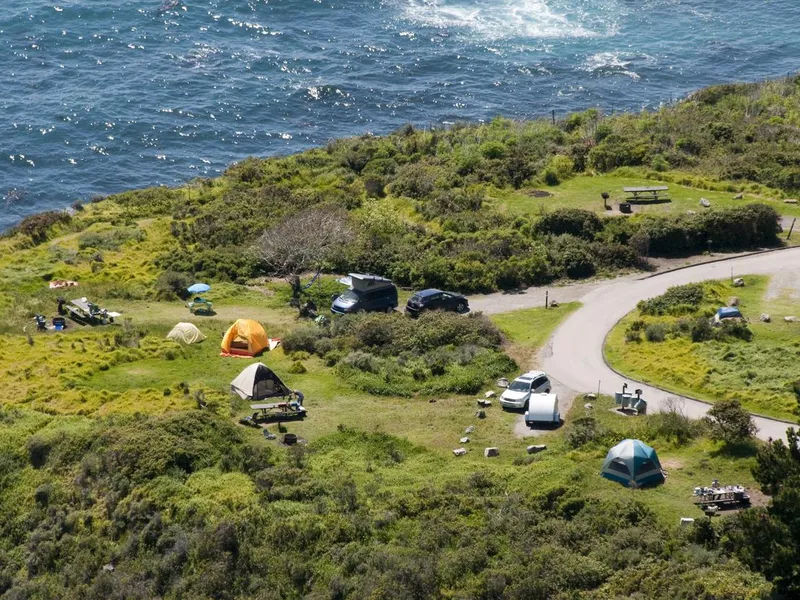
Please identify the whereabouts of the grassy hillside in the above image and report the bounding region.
[3,76,800,598]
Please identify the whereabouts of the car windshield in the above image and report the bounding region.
[340,290,360,302]
[508,380,531,392]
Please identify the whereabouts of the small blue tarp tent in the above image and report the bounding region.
[716,307,742,320]
[601,439,665,488]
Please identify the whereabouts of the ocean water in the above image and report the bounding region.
[1,0,798,229]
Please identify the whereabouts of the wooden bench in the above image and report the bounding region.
[623,186,670,203]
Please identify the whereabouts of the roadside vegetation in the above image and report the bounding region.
[606,276,800,420]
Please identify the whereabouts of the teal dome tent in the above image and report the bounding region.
[601,439,665,488]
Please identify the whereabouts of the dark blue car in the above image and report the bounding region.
[405,289,469,317]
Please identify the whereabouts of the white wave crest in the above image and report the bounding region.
[580,51,656,80]
[397,0,618,40]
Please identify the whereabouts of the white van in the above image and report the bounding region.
[524,393,560,427]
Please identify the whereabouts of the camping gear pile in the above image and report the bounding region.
[693,481,750,514]
[601,439,665,488]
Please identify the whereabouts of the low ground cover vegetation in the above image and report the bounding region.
[283,311,516,396]
[606,276,800,420]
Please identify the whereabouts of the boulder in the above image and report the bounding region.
[549,300,559,308]
[475,410,486,419]
[784,198,799,204]
[785,316,798,323]
[584,403,594,410]
[733,278,745,287]
[686,210,697,215]
[465,425,475,434]
[484,447,499,458]
[496,378,509,388]
[733,192,744,200]
[680,517,696,526]
[760,313,771,323]
[477,399,492,407]
[453,448,467,457]
[527,444,547,454]
[700,198,711,207]
[484,391,496,398]
[728,296,739,307]
[460,437,470,444]
[585,393,597,399]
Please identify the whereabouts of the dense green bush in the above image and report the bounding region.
[286,311,514,396]
[639,283,705,315]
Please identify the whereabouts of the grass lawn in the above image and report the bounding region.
[490,172,800,219]
[491,302,581,368]
[605,275,800,421]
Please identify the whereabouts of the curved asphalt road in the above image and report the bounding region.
[536,248,800,442]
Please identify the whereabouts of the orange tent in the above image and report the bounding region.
[220,319,270,357]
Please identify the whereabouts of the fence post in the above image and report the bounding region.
[788,218,796,240]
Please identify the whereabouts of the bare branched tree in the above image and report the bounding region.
[257,205,353,302]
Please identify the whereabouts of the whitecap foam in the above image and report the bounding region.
[580,51,656,80]
[397,0,619,40]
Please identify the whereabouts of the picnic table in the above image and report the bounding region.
[623,186,670,202]
[693,485,750,510]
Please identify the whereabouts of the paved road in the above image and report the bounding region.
[537,248,800,442]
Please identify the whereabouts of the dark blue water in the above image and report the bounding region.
[1,0,798,229]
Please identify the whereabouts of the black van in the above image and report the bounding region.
[331,274,398,314]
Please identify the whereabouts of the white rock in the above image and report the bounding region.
[465,425,475,434]
[484,447,499,458]
[733,192,744,200]
[733,278,745,287]
[585,393,597,399]
[496,378,509,388]
[785,316,798,323]
[784,198,799,204]
[527,444,547,454]
[700,198,711,207]
[584,403,594,410]
[475,410,486,419]
[460,437,470,444]
[453,448,467,457]
[760,313,771,323]
[728,296,739,307]
[680,518,695,526]
[484,391,496,398]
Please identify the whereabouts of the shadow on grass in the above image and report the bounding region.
[710,439,759,459]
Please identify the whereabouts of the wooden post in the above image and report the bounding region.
[545,290,549,309]
[787,218,796,240]
[551,110,555,126]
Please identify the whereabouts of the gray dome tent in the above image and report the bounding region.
[601,439,665,488]
[230,363,292,401]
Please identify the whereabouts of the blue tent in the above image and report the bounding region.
[601,439,664,488]
[716,307,742,320]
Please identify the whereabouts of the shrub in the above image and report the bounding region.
[282,326,329,354]
[566,417,603,448]
[644,323,667,342]
[13,211,72,244]
[625,328,642,343]
[154,271,192,301]
[703,399,757,445]
[535,209,603,240]
[638,283,705,316]
[691,318,713,342]
[288,361,307,374]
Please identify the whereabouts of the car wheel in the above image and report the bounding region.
[456,301,467,313]
[545,388,551,393]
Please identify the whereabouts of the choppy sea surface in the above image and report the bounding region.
[2,0,799,229]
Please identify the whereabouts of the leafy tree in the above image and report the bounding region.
[703,399,757,445]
